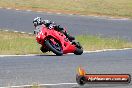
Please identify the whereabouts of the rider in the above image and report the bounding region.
[33,17,75,41]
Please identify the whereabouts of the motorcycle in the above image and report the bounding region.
[35,24,83,56]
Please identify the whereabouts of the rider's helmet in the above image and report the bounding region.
[43,20,53,27]
[33,17,42,27]
[44,20,51,24]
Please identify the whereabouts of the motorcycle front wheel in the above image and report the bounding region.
[45,39,63,56]
[74,47,83,55]
[73,42,83,55]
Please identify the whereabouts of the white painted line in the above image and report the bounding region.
[16,9,19,11]
[0,54,37,57]
[37,11,43,13]
[0,48,132,57]
[88,15,130,21]
[121,18,129,20]
[21,32,25,34]
[4,30,8,32]
[47,12,52,14]
[84,48,132,53]
[108,18,129,21]
[28,33,33,35]
[57,13,61,14]
[0,83,77,88]
[7,8,11,10]
[26,9,32,12]
[93,16,100,18]
[80,15,85,16]
[14,31,18,33]
[69,14,73,15]
[40,83,77,86]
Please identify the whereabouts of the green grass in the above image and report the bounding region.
[76,35,132,51]
[0,30,41,54]
[0,0,132,18]
[0,30,132,55]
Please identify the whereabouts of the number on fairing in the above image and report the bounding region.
[36,31,43,38]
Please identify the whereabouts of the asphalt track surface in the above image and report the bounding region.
[0,8,132,41]
[0,50,132,88]
[0,8,132,88]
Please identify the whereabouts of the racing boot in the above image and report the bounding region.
[40,46,48,53]
[72,41,82,49]
[63,31,75,42]
[56,25,75,41]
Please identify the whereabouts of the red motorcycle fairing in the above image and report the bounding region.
[36,24,76,54]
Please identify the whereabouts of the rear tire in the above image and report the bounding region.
[45,40,63,56]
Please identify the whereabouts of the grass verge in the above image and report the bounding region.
[0,0,132,18]
[0,30,132,55]
[76,35,132,51]
[0,30,41,55]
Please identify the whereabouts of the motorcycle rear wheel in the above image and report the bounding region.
[45,40,63,56]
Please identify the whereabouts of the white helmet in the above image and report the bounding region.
[33,17,42,26]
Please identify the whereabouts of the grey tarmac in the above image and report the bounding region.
[0,8,132,40]
[0,49,132,88]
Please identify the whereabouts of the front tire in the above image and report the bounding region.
[74,48,83,55]
[45,40,63,56]
[73,42,83,55]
